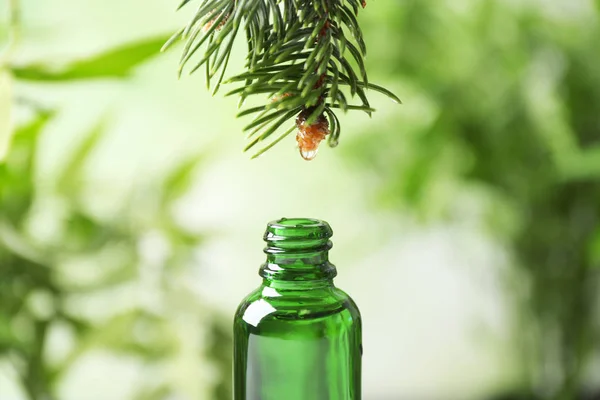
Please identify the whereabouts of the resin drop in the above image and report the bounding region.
[295,109,330,161]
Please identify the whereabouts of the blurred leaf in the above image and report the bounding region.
[58,313,91,336]
[56,121,103,196]
[0,219,46,264]
[61,255,138,293]
[11,36,169,81]
[0,313,22,354]
[161,155,204,206]
[589,228,600,268]
[562,146,600,181]
[166,227,202,249]
[61,212,112,251]
[58,310,177,374]
[0,69,13,160]
[132,386,172,400]
[0,111,52,224]
[205,318,233,400]
[63,264,137,293]
[59,211,132,253]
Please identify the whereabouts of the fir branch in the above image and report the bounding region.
[164,0,399,159]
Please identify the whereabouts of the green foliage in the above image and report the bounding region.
[0,7,232,397]
[0,69,13,159]
[56,122,104,196]
[161,155,206,207]
[205,317,234,400]
[0,111,52,225]
[1,33,169,160]
[345,0,600,397]
[0,111,206,399]
[164,0,400,157]
[10,36,169,81]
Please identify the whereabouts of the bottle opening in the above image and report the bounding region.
[264,218,333,253]
[274,218,317,226]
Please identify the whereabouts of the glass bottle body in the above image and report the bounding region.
[233,218,362,400]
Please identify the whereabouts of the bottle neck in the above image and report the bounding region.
[260,249,337,283]
[259,218,338,284]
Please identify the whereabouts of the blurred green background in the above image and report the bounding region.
[1,0,600,399]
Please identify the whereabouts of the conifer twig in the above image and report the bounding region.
[164,0,400,159]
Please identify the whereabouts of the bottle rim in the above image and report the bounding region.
[264,217,333,252]
[265,217,332,240]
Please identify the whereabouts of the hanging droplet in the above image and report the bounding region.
[327,135,340,148]
[295,108,330,161]
[300,148,319,161]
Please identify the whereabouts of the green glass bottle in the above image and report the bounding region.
[234,218,362,400]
